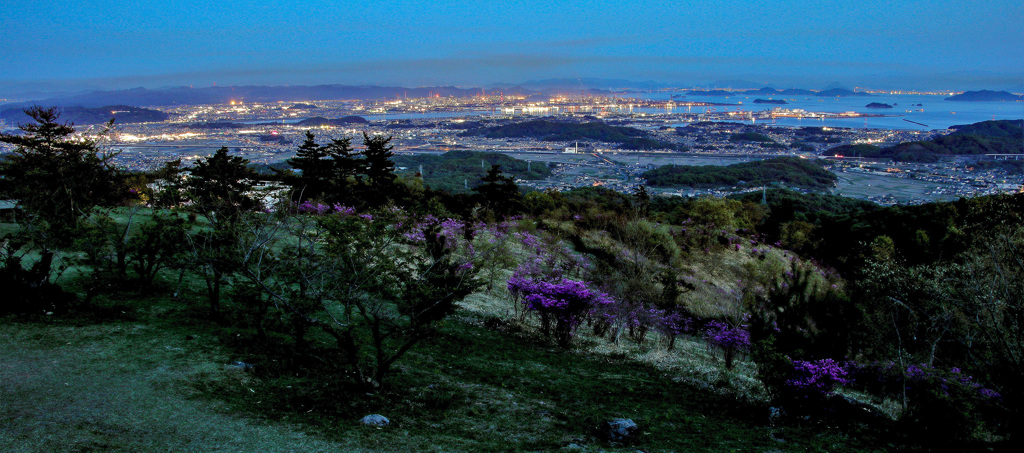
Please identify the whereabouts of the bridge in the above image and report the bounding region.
[983,154,1024,161]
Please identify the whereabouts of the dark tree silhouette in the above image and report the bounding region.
[0,106,126,241]
[361,133,397,207]
[187,147,258,222]
[184,147,258,316]
[0,107,127,297]
[473,164,521,218]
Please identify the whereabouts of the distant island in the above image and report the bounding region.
[753,99,787,105]
[817,88,871,97]
[945,90,1022,102]
[865,103,893,109]
[642,156,837,190]
[684,90,735,97]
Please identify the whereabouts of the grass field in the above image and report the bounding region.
[1,286,891,452]
[0,320,355,453]
[0,210,895,451]
[833,171,956,202]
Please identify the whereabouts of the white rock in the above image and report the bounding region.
[360,414,389,427]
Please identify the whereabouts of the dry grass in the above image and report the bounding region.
[452,235,817,404]
[457,288,771,404]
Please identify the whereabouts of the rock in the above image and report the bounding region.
[599,418,639,443]
[228,361,253,371]
[360,414,389,427]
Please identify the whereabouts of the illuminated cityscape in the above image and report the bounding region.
[3,88,1019,206]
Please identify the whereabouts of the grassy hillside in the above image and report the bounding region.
[0,206,894,452]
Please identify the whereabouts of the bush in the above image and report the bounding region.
[508,276,614,347]
[845,361,1004,447]
[0,252,76,315]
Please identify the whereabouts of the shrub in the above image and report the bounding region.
[508,276,613,347]
[703,320,751,369]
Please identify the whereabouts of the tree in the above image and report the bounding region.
[186,147,258,223]
[0,107,126,243]
[284,132,363,205]
[184,148,259,316]
[150,159,189,208]
[632,185,650,216]
[127,211,190,287]
[323,136,362,205]
[360,133,397,207]
[473,164,522,218]
[237,208,480,388]
[0,107,127,295]
[285,131,332,201]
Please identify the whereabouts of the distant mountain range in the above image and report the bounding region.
[1,85,483,108]
[683,87,870,97]
[3,82,1017,113]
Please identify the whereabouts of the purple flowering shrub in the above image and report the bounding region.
[394,215,485,274]
[508,276,613,347]
[295,201,356,216]
[785,358,851,399]
[703,320,751,369]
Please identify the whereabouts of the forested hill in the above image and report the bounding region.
[822,119,1024,162]
[948,119,1024,137]
[642,156,837,190]
[393,150,551,193]
[0,105,168,125]
[459,119,682,150]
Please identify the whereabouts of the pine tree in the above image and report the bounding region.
[0,106,126,239]
[473,164,521,218]
[187,147,258,222]
[324,136,361,205]
[285,131,332,201]
[360,133,397,207]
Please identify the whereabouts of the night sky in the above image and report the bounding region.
[2,0,1022,95]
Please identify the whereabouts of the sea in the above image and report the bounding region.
[629,92,1024,131]
[280,93,1022,132]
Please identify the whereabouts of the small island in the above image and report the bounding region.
[865,102,893,109]
[753,99,787,105]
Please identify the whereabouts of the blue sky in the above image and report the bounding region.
[1,0,1022,94]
